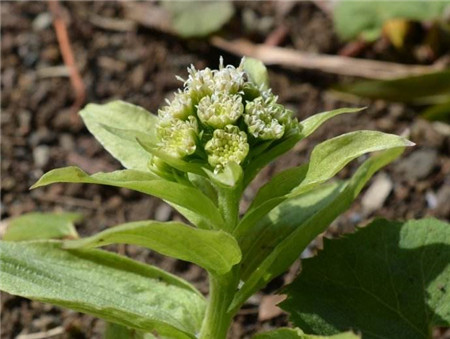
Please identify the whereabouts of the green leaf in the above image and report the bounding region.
[334,1,449,41]
[291,131,413,195]
[230,147,405,312]
[253,328,360,339]
[239,181,345,281]
[0,241,205,338]
[31,167,224,230]
[162,1,234,38]
[3,212,81,241]
[281,218,450,338]
[64,220,241,275]
[236,131,412,239]
[249,165,308,211]
[334,70,450,105]
[421,101,450,123]
[299,107,365,139]
[244,132,302,187]
[243,57,269,91]
[79,101,158,171]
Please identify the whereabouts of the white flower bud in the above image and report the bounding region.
[197,93,244,129]
[157,116,198,158]
[244,95,293,140]
[158,90,193,120]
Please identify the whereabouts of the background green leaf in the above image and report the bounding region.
[32,167,224,230]
[162,1,234,38]
[79,101,158,171]
[281,218,450,339]
[65,220,241,275]
[334,1,449,41]
[3,212,81,241]
[334,70,450,105]
[0,241,205,338]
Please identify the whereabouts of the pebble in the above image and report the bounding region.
[59,133,75,151]
[32,12,53,31]
[395,148,438,180]
[436,185,450,218]
[361,172,393,214]
[155,203,172,221]
[425,190,438,209]
[33,145,50,168]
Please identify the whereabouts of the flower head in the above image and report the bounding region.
[213,57,246,94]
[158,90,193,121]
[184,66,215,102]
[157,116,198,158]
[197,93,243,129]
[205,125,249,172]
[183,57,246,103]
[244,94,293,140]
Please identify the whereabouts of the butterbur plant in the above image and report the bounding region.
[3,57,436,339]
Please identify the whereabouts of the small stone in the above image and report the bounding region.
[59,133,75,151]
[436,184,450,218]
[425,190,438,209]
[395,148,438,180]
[410,120,445,148]
[33,145,50,168]
[361,172,393,214]
[155,203,172,221]
[32,12,53,31]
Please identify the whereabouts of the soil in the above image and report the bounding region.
[1,2,449,338]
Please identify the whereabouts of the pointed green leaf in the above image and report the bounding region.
[236,131,412,239]
[299,107,364,139]
[230,147,405,312]
[64,220,241,275]
[291,131,413,195]
[3,212,81,241]
[253,328,360,339]
[0,241,205,338]
[249,165,308,210]
[79,101,158,171]
[31,167,224,230]
[243,57,269,90]
[281,218,450,339]
[239,181,344,281]
[244,132,302,187]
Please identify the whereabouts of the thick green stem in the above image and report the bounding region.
[198,270,239,339]
[198,185,242,338]
[217,187,240,233]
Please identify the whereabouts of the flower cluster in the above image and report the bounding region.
[155,58,297,173]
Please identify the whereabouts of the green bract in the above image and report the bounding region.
[1,57,437,339]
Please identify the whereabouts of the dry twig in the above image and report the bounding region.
[47,0,86,119]
[211,37,444,80]
[16,326,64,339]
